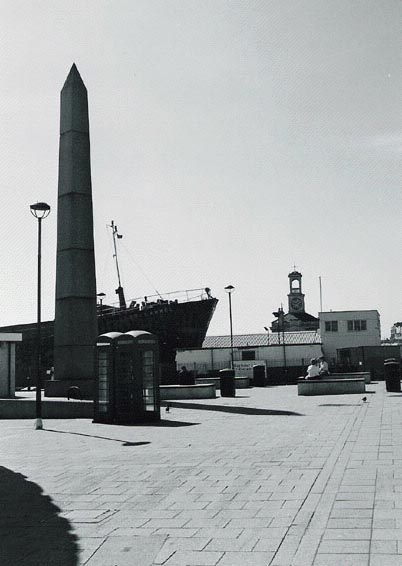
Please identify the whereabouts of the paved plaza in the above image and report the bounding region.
[1,381,402,566]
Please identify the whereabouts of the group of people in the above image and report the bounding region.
[305,356,329,380]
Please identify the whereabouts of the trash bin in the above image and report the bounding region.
[384,358,401,392]
[252,365,266,387]
[220,368,235,397]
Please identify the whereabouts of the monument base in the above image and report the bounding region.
[44,379,94,400]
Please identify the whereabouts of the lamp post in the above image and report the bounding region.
[273,307,287,376]
[30,202,51,430]
[224,285,235,369]
[97,292,106,316]
[263,326,270,346]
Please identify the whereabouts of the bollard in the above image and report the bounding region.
[384,358,401,392]
[252,365,266,387]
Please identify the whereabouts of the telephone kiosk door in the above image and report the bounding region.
[114,331,160,423]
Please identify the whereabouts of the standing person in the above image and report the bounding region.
[305,358,320,380]
[178,366,193,385]
[318,356,329,376]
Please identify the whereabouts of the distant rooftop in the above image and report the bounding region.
[283,312,318,322]
[203,331,321,349]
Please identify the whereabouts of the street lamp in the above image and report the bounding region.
[97,292,106,315]
[263,326,270,346]
[30,201,51,430]
[224,285,235,369]
[273,307,287,375]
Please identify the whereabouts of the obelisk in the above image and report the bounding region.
[51,64,98,398]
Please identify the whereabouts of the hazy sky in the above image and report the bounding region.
[0,0,400,338]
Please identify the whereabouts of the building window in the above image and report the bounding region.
[325,321,338,332]
[347,320,367,332]
[241,350,256,361]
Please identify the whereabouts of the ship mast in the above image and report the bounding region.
[110,220,127,309]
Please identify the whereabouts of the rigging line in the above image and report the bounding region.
[118,239,163,300]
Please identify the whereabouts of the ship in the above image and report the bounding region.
[1,221,218,386]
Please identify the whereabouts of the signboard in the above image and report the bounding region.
[234,360,266,378]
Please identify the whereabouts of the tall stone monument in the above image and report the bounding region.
[48,64,98,398]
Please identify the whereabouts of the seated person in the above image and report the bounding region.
[318,356,329,376]
[305,358,320,380]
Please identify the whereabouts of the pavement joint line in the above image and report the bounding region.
[281,401,369,565]
[369,382,384,560]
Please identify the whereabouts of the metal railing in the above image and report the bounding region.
[98,288,214,316]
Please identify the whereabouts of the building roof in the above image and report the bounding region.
[202,331,322,349]
[283,312,318,322]
[319,310,380,315]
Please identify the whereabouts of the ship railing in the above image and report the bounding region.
[98,287,214,316]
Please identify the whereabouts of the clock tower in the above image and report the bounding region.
[288,270,305,313]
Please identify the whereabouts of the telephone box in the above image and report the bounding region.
[94,330,160,424]
[94,332,123,423]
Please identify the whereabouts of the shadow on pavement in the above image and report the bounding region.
[162,402,303,416]
[0,466,79,566]
[45,429,151,446]
[320,404,361,407]
[139,419,199,427]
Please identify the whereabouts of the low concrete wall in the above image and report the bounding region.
[2,384,217,418]
[160,384,216,400]
[298,378,366,396]
[330,372,371,384]
[0,398,93,419]
[195,377,250,389]
[44,379,94,399]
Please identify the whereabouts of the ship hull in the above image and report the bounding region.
[0,297,218,388]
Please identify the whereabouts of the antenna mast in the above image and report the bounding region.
[319,276,323,312]
[110,220,126,309]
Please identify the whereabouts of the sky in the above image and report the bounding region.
[0,0,400,339]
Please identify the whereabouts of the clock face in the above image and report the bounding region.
[290,297,303,311]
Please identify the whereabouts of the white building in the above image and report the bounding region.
[390,323,402,344]
[176,331,323,378]
[319,310,381,365]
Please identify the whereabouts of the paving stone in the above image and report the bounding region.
[314,553,369,565]
[216,551,275,565]
[371,540,398,553]
[327,517,372,529]
[164,550,223,565]
[372,529,402,540]
[330,508,373,518]
[318,539,370,553]
[84,535,165,565]
[205,533,259,551]
[154,537,211,565]
[253,537,283,551]
[370,555,402,566]
[193,527,243,539]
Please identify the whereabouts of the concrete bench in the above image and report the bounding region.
[195,376,250,389]
[160,384,216,400]
[297,378,366,396]
[330,372,371,384]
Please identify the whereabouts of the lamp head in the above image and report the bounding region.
[30,202,51,220]
[224,285,235,294]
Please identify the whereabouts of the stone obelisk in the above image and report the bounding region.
[51,64,98,398]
